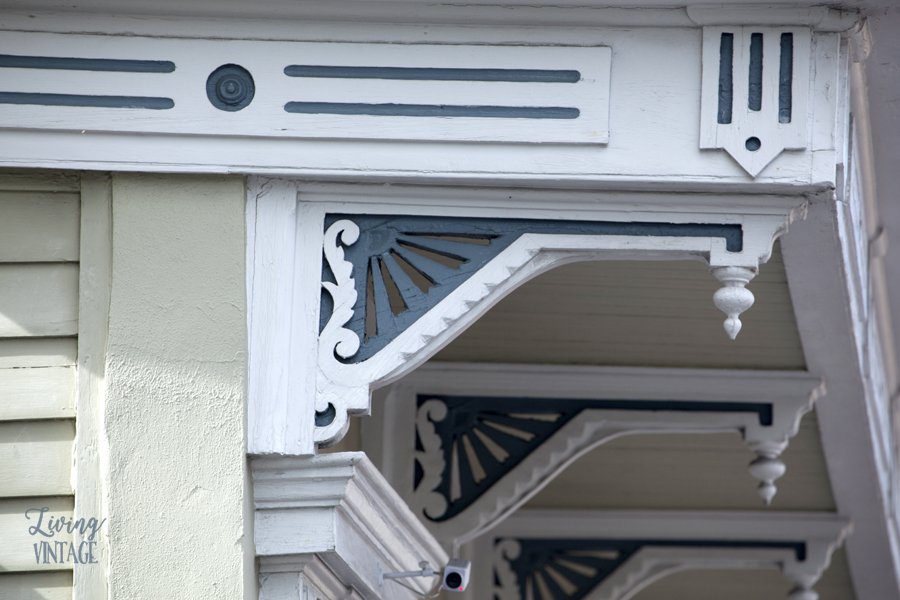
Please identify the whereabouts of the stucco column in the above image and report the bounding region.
[104,174,253,599]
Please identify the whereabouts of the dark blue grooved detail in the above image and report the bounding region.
[320,215,743,364]
[285,102,579,119]
[0,54,175,73]
[505,537,806,600]
[749,32,764,111]
[717,33,734,124]
[417,394,772,520]
[779,33,793,124]
[0,92,173,110]
[284,65,580,83]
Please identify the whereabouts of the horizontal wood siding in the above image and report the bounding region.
[0,338,77,368]
[0,264,79,337]
[0,421,75,497]
[0,571,73,600]
[0,192,80,262]
[0,368,75,421]
[0,496,74,572]
[0,171,79,595]
[435,243,805,370]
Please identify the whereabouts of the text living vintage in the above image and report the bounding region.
[25,507,106,565]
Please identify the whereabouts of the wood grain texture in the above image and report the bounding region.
[0,570,73,599]
[73,171,110,600]
[0,367,75,421]
[0,264,79,337]
[0,420,75,497]
[524,409,834,512]
[0,338,77,368]
[0,192,80,262]
[433,243,805,370]
[0,496,73,572]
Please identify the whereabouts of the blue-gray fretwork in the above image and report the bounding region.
[320,214,743,363]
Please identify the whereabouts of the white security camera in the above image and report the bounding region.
[442,559,471,592]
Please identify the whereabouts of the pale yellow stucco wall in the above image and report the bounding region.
[104,174,252,599]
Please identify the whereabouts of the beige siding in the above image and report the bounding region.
[0,191,80,262]
[434,243,805,370]
[0,421,75,497]
[0,264,79,337]
[0,571,73,600]
[0,171,79,596]
[0,497,74,572]
[0,368,75,421]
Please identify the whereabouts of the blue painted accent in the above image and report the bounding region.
[779,33,793,124]
[717,33,734,124]
[320,215,743,364]
[503,537,805,600]
[284,65,580,83]
[315,403,337,427]
[0,92,174,109]
[749,33,764,112]
[285,103,579,119]
[0,54,175,73]
[417,394,772,521]
[206,64,255,112]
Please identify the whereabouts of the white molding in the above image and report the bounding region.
[0,22,843,189]
[469,510,851,600]
[247,182,807,455]
[74,172,111,600]
[252,452,449,600]
[372,362,823,548]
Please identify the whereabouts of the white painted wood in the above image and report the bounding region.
[314,211,802,448]
[0,496,74,572]
[0,338,78,368]
[700,27,812,177]
[0,32,609,145]
[0,420,75,497]
[375,363,822,548]
[0,571,73,600]
[0,263,79,337]
[73,172,110,600]
[0,192,80,262]
[253,452,448,600]
[686,5,856,31]
[781,197,900,600]
[470,510,850,600]
[0,367,75,421]
[248,183,808,454]
[0,25,840,189]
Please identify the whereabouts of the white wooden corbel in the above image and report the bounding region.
[365,363,824,549]
[470,510,851,600]
[247,181,807,455]
[253,452,448,600]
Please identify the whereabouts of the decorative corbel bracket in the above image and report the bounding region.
[470,510,851,600]
[314,210,802,447]
[253,452,448,600]
[367,363,823,549]
[247,181,807,455]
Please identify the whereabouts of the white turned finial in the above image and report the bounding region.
[788,587,819,600]
[711,266,757,340]
[749,455,786,505]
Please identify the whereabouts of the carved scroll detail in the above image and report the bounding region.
[320,220,362,360]
[414,399,449,520]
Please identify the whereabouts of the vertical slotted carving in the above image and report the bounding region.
[700,26,810,177]
[779,33,793,123]
[717,33,734,124]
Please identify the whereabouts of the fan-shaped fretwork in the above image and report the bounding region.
[415,395,772,521]
[320,215,744,363]
[501,538,806,600]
